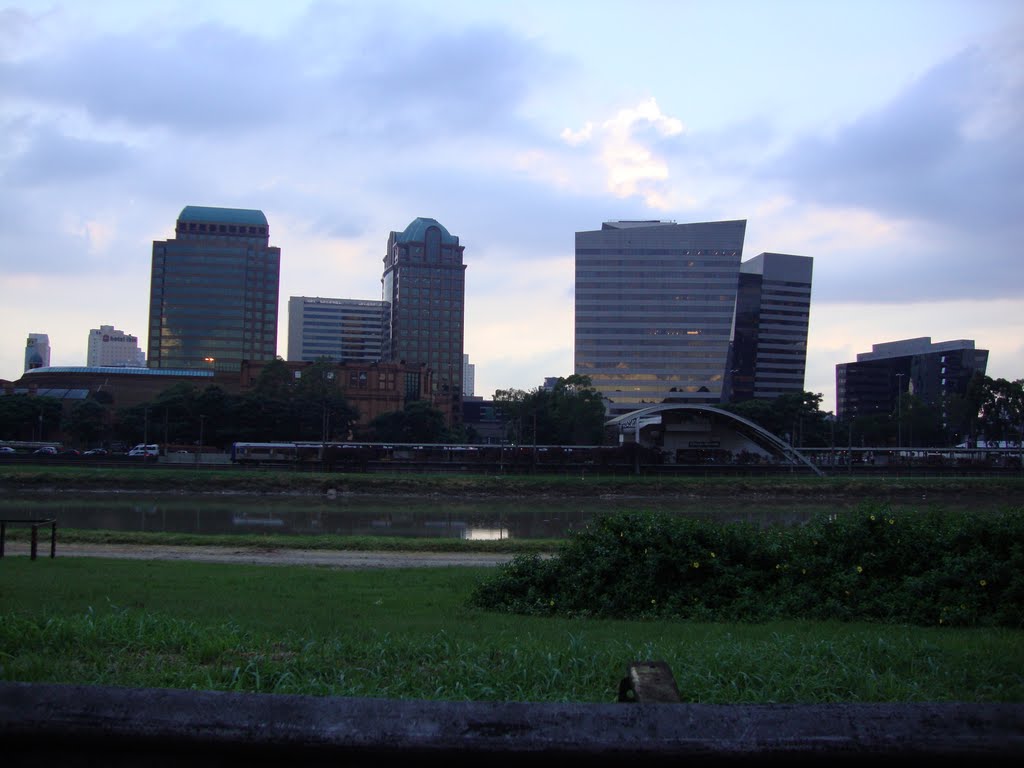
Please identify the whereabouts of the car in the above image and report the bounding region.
[60,449,81,456]
[128,444,160,457]
[83,448,109,456]
[0,446,15,454]
[33,446,58,455]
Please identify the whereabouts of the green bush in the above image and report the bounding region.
[468,504,1024,628]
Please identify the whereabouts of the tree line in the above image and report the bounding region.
[0,363,1020,451]
[721,372,1024,448]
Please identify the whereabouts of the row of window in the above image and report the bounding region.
[576,249,740,257]
[177,222,268,236]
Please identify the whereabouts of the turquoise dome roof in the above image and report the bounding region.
[394,217,458,244]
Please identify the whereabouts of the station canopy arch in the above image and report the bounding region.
[605,403,822,476]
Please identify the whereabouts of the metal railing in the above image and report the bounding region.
[0,518,57,560]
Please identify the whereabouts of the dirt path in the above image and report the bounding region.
[41,543,521,569]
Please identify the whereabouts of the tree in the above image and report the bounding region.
[493,375,608,446]
[723,391,832,446]
[291,360,359,442]
[63,399,108,447]
[977,377,1024,447]
[369,400,448,443]
[0,394,62,441]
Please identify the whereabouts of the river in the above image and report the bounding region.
[0,490,1011,541]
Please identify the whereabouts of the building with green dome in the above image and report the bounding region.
[382,217,466,427]
[148,206,280,372]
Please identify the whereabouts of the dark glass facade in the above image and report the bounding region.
[575,220,747,417]
[836,338,989,420]
[381,218,466,424]
[148,206,280,372]
[729,253,813,402]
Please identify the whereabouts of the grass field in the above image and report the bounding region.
[2,467,1022,703]
[3,464,1024,499]
[2,555,1022,703]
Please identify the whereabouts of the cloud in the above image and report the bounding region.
[561,97,686,208]
[3,123,135,186]
[754,39,1024,304]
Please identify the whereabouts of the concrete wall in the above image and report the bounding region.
[2,682,1022,767]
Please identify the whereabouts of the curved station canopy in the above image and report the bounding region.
[605,403,823,476]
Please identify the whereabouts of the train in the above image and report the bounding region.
[229,441,647,470]
[228,440,1023,476]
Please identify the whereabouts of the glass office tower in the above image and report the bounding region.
[287,296,386,364]
[729,252,813,402]
[148,206,280,372]
[381,217,466,424]
[575,219,746,417]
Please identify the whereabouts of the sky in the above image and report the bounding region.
[1,0,1022,413]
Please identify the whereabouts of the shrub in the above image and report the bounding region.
[467,504,1024,628]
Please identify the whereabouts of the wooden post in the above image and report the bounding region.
[617,661,681,703]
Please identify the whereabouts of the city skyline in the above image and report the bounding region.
[2,0,1022,413]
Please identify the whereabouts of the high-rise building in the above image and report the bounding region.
[287,297,386,364]
[87,325,146,367]
[728,252,813,402]
[148,206,280,372]
[836,337,989,421]
[382,217,466,425]
[575,219,747,417]
[463,354,475,398]
[24,333,50,371]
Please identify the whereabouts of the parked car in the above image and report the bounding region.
[83,448,108,456]
[60,449,81,456]
[0,446,15,454]
[33,446,58,455]
[128,444,160,457]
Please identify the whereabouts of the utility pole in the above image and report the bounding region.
[896,373,905,452]
[195,414,205,467]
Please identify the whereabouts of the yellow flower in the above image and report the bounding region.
[651,598,656,605]
[710,552,716,558]
[549,599,554,606]
[888,519,895,525]
[980,579,987,587]
[856,565,863,573]
[692,561,700,568]
[869,514,876,521]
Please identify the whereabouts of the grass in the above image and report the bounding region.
[3,464,1024,499]
[2,469,1022,704]
[1,527,559,554]
[2,555,1022,703]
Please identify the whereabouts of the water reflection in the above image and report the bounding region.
[0,492,994,541]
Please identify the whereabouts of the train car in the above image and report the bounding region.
[231,442,323,464]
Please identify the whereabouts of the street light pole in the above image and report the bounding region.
[196,414,206,468]
[895,373,905,451]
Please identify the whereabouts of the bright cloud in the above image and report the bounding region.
[561,97,686,208]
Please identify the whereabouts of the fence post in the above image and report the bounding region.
[51,521,57,558]
[30,524,38,560]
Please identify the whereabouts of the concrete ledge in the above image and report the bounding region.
[2,682,1022,766]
